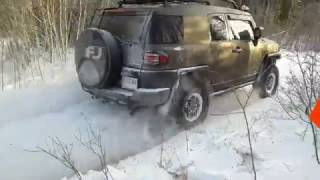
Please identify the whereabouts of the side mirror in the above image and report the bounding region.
[254,27,264,40]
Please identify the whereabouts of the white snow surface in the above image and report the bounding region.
[0,51,319,180]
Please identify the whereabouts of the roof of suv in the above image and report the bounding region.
[115,4,251,16]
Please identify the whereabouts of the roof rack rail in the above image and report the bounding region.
[118,0,210,7]
[117,0,249,11]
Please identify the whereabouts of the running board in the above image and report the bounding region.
[210,81,255,96]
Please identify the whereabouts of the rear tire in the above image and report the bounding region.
[170,77,209,128]
[256,65,279,98]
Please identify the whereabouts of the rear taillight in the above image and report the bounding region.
[144,52,168,65]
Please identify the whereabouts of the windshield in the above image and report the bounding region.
[92,13,148,42]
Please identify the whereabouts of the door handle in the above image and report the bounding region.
[232,47,242,53]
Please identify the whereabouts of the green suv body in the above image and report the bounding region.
[75,0,281,125]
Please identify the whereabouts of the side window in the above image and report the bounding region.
[149,15,183,44]
[209,16,227,41]
[228,19,254,41]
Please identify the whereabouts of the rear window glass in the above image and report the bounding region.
[149,15,183,44]
[93,13,148,42]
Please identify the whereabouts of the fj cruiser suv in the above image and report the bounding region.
[75,0,281,126]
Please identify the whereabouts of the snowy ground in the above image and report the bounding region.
[0,52,319,180]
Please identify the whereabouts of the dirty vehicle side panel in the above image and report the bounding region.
[143,5,265,92]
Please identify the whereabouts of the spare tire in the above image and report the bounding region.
[75,28,122,88]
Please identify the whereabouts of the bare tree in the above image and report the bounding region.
[276,51,320,164]
[0,40,4,91]
[277,3,320,164]
[75,124,113,180]
[0,0,94,85]
[0,0,119,86]
[233,88,257,180]
[37,137,82,180]
[210,86,257,179]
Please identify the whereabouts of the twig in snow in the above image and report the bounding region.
[233,88,257,180]
[37,137,82,180]
[75,123,113,180]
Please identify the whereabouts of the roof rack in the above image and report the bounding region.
[117,0,249,11]
[118,0,210,7]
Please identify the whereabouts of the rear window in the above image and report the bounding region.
[149,15,183,44]
[92,13,148,42]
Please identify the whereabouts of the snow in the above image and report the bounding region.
[108,95,320,180]
[0,50,320,180]
[0,59,178,180]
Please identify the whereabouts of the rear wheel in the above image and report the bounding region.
[170,77,209,127]
[256,65,279,98]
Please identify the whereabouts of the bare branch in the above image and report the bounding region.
[232,87,257,180]
[276,49,320,164]
[75,123,113,180]
[38,137,82,180]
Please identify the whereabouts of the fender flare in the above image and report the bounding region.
[170,65,211,97]
[177,65,209,76]
[256,53,280,83]
[267,52,281,60]
[178,65,211,88]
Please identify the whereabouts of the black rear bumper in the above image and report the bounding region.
[86,87,171,106]
[84,66,178,106]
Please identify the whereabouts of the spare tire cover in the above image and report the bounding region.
[75,28,122,88]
